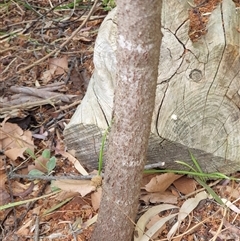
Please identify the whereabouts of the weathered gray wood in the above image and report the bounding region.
[65,123,239,173]
[64,0,240,173]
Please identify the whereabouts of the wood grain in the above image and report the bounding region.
[64,0,240,173]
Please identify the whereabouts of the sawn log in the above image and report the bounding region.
[64,0,240,174]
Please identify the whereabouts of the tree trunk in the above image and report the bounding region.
[90,1,162,240]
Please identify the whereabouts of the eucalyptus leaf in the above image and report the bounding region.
[25,148,36,159]
[47,156,56,173]
[42,149,51,159]
[29,169,45,176]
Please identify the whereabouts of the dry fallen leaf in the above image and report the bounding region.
[140,213,178,241]
[5,147,28,161]
[0,189,10,205]
[40,68,56,84]
[0,173,7,189]
[0,122,23,140]
[134,204,179,241]
[41,56,68,84]
[146,214,164,239]
[91,187,102,211]
[140,191,178,204]
[173,176,196,195]
[221,185,240,199]
[167,191,208,240]
[0,122,34,161]
[49,56,68,75]
[58,150,89,176]
[10,181,34,195]
[144,173,182,193]
[221,198,240,213]
[52,179,96,197]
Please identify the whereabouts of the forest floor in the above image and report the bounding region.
[1,0,240,241]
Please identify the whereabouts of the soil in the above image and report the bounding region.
[1,1,240,240]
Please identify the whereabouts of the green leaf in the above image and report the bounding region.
[43,197,73,216]
[196,177,224,205]
[98,121,113,175]
[175,160,197,172]
[189,151,203,173]
[50,183,60,192]
[0,190,61,211]
[46,156,56,173]
[25,148,36,159]
[42,149,51,159]
[102,0,116,10]
[98,129,108,175]
[29,169,45,176]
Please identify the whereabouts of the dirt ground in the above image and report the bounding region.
[1,0,240,240]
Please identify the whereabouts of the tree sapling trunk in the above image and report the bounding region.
[91,1,162,240]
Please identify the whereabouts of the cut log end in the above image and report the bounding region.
[64,124,103,171]
[64,0,240,175]
[64,124,240,174]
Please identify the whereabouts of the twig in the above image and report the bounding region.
[34,215,40,241]
[57,100,81,112]
[17,181,50,225]
[12,181,34,198]
[17,0,99,73]
[0,96,62,111]
[144,162,165,170]
[8,173,102,181]
[9,86,74,103]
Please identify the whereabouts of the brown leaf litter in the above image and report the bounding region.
[1,0,240,240]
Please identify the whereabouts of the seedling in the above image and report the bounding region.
[102,0,116,10]
[98,125,111,175]
[27,148,56,176]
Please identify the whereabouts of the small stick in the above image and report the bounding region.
[8,173,101,181]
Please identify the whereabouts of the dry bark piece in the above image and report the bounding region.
[0,82,79,118]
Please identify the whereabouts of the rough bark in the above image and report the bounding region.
[90,1,162,240]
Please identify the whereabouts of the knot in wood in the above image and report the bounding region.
[189,69,202,82]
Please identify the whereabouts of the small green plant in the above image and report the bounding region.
[55,0,86,10]
[178,151,224,204]
[0,190,61,211]
[102,0,116,11]
[27,149,56,176]
[144,151,240,205]
[98,124,111,175]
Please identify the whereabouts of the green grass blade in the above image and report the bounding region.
[189,151,204,174]
[0,190,61,211]
[43,197,73,216]
[196,177,223,205]
[98,126,110,175]
[144,169,236,180]
[175,160,197,172]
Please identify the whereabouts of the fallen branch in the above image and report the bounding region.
[9,86,74,103]
[9,173,100,181]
